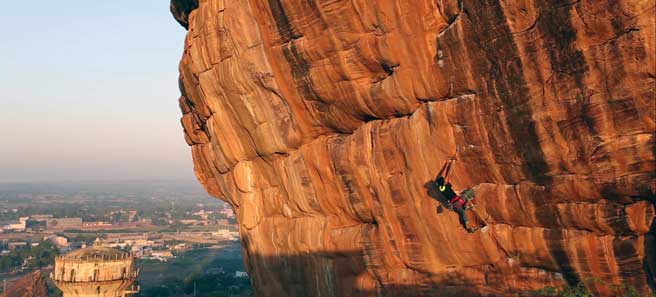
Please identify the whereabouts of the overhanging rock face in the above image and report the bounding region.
[170,0,198,29]
[172,0,655,296]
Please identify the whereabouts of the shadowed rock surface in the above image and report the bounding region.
[172,0,655,296]
[170,0,198,29]
[1,271,48,297]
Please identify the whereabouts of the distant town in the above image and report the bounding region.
[0,180,252,297]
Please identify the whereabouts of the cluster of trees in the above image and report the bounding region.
[138,273,252,297]
[0,241,59,273]
[135,246,250,297]
[529,281,654,297]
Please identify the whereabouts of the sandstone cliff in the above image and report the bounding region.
[172,0,655,295]
[1,271,49,297]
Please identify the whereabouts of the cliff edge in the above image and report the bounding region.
[172,0,655,295]
[1,271,48,297]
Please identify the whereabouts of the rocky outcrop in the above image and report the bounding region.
[170,0,198,29]
[173,0,655,296]
[1,271,48,297]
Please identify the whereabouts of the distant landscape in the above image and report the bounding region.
[0,180,253,297]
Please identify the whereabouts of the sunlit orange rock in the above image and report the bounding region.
[1,271,48,297]
[172,0,655,296]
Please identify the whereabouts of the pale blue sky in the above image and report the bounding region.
[0,1,193,182]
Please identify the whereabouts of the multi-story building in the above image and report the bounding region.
[2,217,29,232]
[44,218,83,231]
[30,214,54,221]
[44,235,69,249]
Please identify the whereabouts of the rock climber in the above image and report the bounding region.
[434,160,478,233]
[436,177,476,233]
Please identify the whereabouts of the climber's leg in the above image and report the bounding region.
[455,207,468,228]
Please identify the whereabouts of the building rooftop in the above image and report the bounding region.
[61,246,130,260]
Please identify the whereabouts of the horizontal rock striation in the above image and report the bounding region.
[173,0,655,296]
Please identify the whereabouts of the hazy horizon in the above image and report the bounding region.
[0,179,210,195]
[0,1,193,182]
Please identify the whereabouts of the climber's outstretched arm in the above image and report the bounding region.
[435,160,453,181]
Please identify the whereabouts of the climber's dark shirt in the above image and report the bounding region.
[438,182,458,200]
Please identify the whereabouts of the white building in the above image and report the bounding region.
[235,271,248,278]
[44,235,70,248]
[220,208,235,218]
[3,217,28,232]
[211,229,239,241]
